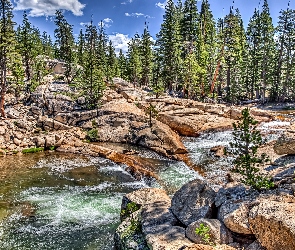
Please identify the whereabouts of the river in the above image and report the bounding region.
[0,121,288,250]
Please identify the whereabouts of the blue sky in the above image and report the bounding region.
[11,0,294,53]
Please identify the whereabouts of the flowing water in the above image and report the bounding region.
[0,121,289,250]
[0,149,200,250]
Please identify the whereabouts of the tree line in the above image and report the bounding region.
[0,0,294,117]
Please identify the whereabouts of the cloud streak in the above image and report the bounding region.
[14,0,85,17]
[125,12,153,18]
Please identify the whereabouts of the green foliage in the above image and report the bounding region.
[22,147,44,154]
[195,223,213,246]
[145,103,159,127]
[229,108,274,190]
[120,202,140,220]
[49,146,55,151]
[86,129,99,142]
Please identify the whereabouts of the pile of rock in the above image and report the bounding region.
[115,178,295,250]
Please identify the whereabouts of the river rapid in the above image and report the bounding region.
[0,120,288,250]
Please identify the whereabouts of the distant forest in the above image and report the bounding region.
[0,0,294,116]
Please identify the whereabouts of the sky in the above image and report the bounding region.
[11,0,295,53]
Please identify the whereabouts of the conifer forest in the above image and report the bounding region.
[0,0,295,116]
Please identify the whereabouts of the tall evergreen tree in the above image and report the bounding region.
[17,11,43,93]
[54,10,75,83]
[0,0,16,117]
[140,22,154,87]
[156,0,183,92]
[127,34,142,86]
[75,20,105,108]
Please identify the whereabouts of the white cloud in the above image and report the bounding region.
[109,33,131,55]
[155,1,167,9]
[102,18,113,28]
[103,18,113,23]
[80,22,90,26]
[125,12,152,18]
[14,0,85,17]
[121,0,133,4]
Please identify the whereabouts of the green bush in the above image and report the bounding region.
[121,202,140,220]
[86,129,99,142]
[195,223,213,246]
[22,147,44,154]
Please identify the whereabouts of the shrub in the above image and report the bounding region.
[86,129,99,142]
[195,223,213,245]
[120,202,140,220]
[22,147,44,154]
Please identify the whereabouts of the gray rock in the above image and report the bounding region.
[5,107,20,119]
[186,219,233,245]
[114,210,149,250]
[274,131,295,155]
[218,200,256,235]
[141,201,178,236]
[171,179,216,226]
[245,240,265,250]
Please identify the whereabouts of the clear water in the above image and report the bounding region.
[0,150,201,250]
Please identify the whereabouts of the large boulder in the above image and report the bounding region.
[114,210,149,250]
[186,218,233,245]
[274,131,295,155]
[121,188,170,212]
[171,179,216,226]
[185,244,236,250]
[83,100,188,158]
[249,199,295,250]
[218,200,255,235]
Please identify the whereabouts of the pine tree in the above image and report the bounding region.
[118,49,127,80]
[198,0,216,98]
[0,0,16,117]
[127,34,142,86]
[140,22,153,87]
[106,40,117,82]
[54,10,75,83]
[75,20,105,109]
[17,11,43,93]
[275,5,295,101]
[181,0,198,44]
[156,0,183,92]
[229,108,273,190]
[77,29,84,66]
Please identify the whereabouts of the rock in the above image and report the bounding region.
[171,179,216,226]
[249,200,295,250]
[33,136,45,147]
[5,107,20,119]
[13,138,22,146]
[13,132,24,140]
[0,149,6,156]
[274,131,295,155]
[86,100,188,158]
[38,117,71,131]
[45,136,56,148]
[121,188,170,212]
[245,240,265,250]
[218,200,255,235]
[158,113,233,137]
[186,219,233,245]
[141,201,178,236]
[114,210,149,250]
[186,244,236,250]
[145,226,194,250]
[210,146,225,157]
[0,126,5,135]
